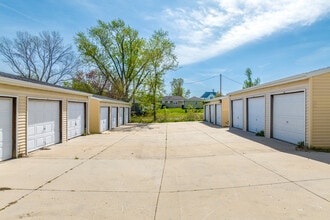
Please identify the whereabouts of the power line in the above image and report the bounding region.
[184,75,219,84]
[222,75,243,85]
[184,74,243,86]
[164,73,243,88]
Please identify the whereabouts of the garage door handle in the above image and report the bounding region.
[286,121,289,123]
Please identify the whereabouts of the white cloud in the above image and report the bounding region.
[163,0,330,65]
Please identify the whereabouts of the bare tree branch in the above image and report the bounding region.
[0,31,78,85]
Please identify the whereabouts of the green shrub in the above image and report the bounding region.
[256,130,264,137]
[130,108,203,123]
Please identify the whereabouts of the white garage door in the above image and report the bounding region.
[248,97,265,133]
[232,100,243,129]
[0,98,13,160]
[28,100,60,152]
[111,107,117,128]
[216,104,222,126]
[273,92,305,144]
[124,107,129,124]
[100,107,109,132]
[68,102,85,139]
[210,105,215,123]
[119,107,124,126]
[205,105,209,122]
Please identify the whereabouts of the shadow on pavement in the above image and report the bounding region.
[227,127,330,165]
[201,121,330,165]
[110,123,155,132]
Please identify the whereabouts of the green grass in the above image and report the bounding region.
[131,108,204,123]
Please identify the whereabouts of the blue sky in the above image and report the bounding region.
[1,0,330,97]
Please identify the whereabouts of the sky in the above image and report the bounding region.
[0,0,330,97]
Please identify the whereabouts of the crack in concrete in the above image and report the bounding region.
[153,124,168,220]
[167,154,217,159]
[195,125,330,203]
[6,177,330,194]
[0,133,133,213]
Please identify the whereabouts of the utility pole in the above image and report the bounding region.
[220,73,222,96]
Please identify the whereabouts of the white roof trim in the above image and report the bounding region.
[228,67,330,95]
[204,96,228,104]
[91,96,129,105]
[0,75,92,97]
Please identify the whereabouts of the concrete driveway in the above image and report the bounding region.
[0,122,329,219]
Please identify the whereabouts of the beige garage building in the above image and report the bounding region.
[0,72,92,161]
[89,95,130,134]
[0,72,132,161]
[203,97,229,127]
[228,67,330,149]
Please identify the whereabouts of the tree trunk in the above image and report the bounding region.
[152,87,157,122]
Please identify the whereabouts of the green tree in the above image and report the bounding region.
[137,30,178,121]
[75,19,172,102]
[171,78,190,98]
[243,68,260,89]
[215,91,223,97]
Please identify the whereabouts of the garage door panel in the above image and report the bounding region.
[68,102,85,139]
[45,135,52,144]
[248,97,265,133]
[36,124,44,134]
[68,130,75,139]
[0,98,13,160]
[205,105,209,122]
[216,104,222,126]
[232,100,243,129]
[44,123,53,133]
[119,107,124,126]
[28,100,60,152]
[36,137,44,148]
[124,107,129,124]
[273,92,305,144]
[210,105,215,123]
[100,107,109,132]
[112,107,117,128]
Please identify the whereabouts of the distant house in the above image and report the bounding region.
[201,91,217,100]
[162,96,185,108]
[184,96,203,109]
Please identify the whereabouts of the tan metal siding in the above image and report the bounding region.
[17,96,27,157]
[221,98,229,127]
[265,94,271,138]
[62,101,67,142]
[311,73,330,148]
[0,83,89,157]
[89,98,130,133]
[89,98,101,134]
[229,79,309,141]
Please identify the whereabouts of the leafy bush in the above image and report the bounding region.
[256,130,264,136]
[130,108,203,123]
